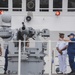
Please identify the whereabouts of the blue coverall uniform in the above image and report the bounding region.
[67,38,75,72]
[4,46,9,72]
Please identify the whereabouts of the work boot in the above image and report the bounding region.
[57,71,63,74]
[4,71,7,74]
[67,71,75,75]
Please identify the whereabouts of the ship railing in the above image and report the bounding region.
[0,40,74,75]
[16,40,52,75]
[16,40,74,75]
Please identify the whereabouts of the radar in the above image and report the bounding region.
[1,12,11,27]
[1,13,11,23]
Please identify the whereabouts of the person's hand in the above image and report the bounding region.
[59,38,64,41]
[58,50,62,55]
[0,52,2,56]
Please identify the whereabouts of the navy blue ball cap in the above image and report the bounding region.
[68,33,75,37]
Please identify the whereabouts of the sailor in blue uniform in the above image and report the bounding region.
[67,33,75,75]
[4,45,9,74]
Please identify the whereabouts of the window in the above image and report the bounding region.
[53,0,62,11]
[26,0,35,11]
[68,0,75,11]
[0,0,8,11]
[13,0,22,11]
[40,0,49,11]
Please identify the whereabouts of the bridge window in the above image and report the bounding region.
[40,0,49,12]
[53,0,62,11]
[26,0,35,11]
[13,0,22,11]
[68,0,75,11]
[0,0,8,11]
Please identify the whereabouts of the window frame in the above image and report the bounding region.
[0,0,8,11]
[39,0,49,12]
[53,0,62,11]
[12,0,22,11]
[68,0,75,12]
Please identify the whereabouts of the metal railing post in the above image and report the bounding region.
[48,40,52,75]
[18,40,21,75]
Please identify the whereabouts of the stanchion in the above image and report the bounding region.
[18,40,21,75]
[48,40,52,75]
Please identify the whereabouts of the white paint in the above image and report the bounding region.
[11,15,75,31]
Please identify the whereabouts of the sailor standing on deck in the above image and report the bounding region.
[65,33,75,75]
[4,45,9,74]
[56,33,68,74]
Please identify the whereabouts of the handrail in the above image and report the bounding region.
[1,40,75,43]
[0,40,74,74]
